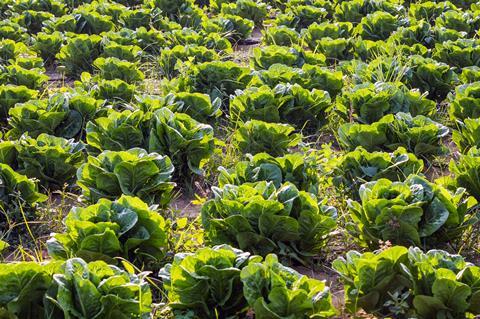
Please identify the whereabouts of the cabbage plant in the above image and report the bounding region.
[218,152,321,194]
[347,174,473,248]
[202,181,337,262]
[45,258,152,319]
[148,107,214,177]
[48,195,169,268]
[233,120,301,157]
[77,148,175,206]
[159,245,258,318]
[241,254,336,319]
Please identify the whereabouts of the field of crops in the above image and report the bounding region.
[1,0,480,318]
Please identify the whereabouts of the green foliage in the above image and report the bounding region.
[433,39,480,68]
[241,254,336,319]
[8,93,97,139]
[93,57,144,84]
[202,181,337,261]
[48,195,169,268]
[159,245,257,318]
[347,174,473,248]
[452,118,480,152]
[33,32,64,65]
[72,9,115,34]
[459,66,480,83]
[252,46,307,70]
[157,45,219,79]
[17,133,85,188]
[303,22,353,61]
[166,92,222,124]
[45,258,152,319]
[407,247,480,319]
[86,110,148,153]
[355,11,403,40]
[334,246,480,318]
[0,261,60,319]
[0,163,47,222]
[102,42,142,62]
[220,0,267,25]
[230,85,281,123]
[233,120,301,157]
[218,152,321,194]
[331,147,424,198]
[149,107,214,176]
[406,55,458,101]
[262,26,300,46]
[56,34,102,77]
[339,113,449,156]
[190,61,251,101]
[0,84,38,119]
[450,146,480,201]
[77,148,175,205]
[0,65,49,90]
[449,82,480,121]
[333,246,412,316]
[203,14,254,41]
[253,64,343,97]
[336,82,436,124]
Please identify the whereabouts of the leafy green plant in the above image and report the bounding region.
[0,65,49,90]
[17,133,85,189]
[460,66,480,83]
[203,14,254,42]
[157,45,219,79]
[338,113,449,156]
[355,11,403,41]
[406,55,458,101]
[407,247,480,319]
[253,63,343,97]
[148,107,214,177]
[336,82,436,124]
[449,81,480,121]
[190,61,251,102]
[77,148,175,205]
[450,146,480,201]
[262,25,300,46]
[333,246,412,316]
[0,84,38,119]
[48,195,169,268]
[251,45,305,70]
[159,245,258,318]
[102,42,142,62]
[166,92,222,124]
[0,261,60,319]
[0,163,47,222]
[241,254,336,318]
[331,146,424,198]
[45,258,152,318]
[303,22,353,61]
[220,0,267,25]
[72,8,115,34]
[347,174,474,248]
[56,34,102,77]
[8,93,97,139]
[30,31,64,64]
[452,118,480,152]
[218,152,321,194]
[230,85,280,123]
[202,181,337,262]
[86,110,148,153]
[433,39,480,69]
[93,57,144,84]
[233,120,301,157]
